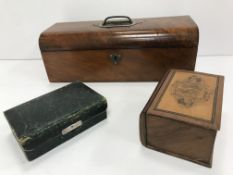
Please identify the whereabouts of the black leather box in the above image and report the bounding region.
[4,82,107,161]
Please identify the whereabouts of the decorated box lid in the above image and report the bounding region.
[147,69,224,130]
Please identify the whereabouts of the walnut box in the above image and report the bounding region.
[140,69,224,167]
[39,16,198,82]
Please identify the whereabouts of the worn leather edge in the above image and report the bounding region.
[139,70,171,146]
[25,110,107,161]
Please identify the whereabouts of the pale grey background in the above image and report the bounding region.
[0,0,233,59]
[0,1,233,174]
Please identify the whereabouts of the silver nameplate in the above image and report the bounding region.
[62,120,83,135]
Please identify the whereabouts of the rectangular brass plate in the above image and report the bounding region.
[62,120,83,135]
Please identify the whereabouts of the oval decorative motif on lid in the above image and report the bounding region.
[171,75,212,108]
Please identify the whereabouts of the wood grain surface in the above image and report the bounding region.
[140,69,224,167]
[40,16,198,82]
[42,48,197,82]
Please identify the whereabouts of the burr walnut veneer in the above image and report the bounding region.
[39,16,199,82]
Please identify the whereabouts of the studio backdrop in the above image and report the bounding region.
[0,0,232,59]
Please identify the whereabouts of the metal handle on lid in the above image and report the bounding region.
[102,16,133,26]
[95,15,142,28]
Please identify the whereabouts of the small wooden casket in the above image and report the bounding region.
[39,16,198,82]
[4,82,107,161]
[140,69,224,167]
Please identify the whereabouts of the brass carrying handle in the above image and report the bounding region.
[102,16,133,26]
[95,15,141,28]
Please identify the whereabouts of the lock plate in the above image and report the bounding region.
[110,54,122,64]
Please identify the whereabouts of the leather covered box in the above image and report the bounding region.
[140,69,224,167]
[4,82,107,161]
[39,16,199,82]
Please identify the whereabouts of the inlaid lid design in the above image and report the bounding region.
[147,70,224,130]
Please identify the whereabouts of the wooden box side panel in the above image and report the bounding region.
[140,112,147,146]
[139,70,171,145]
[41,48,197,82]
[146,115,216,167]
